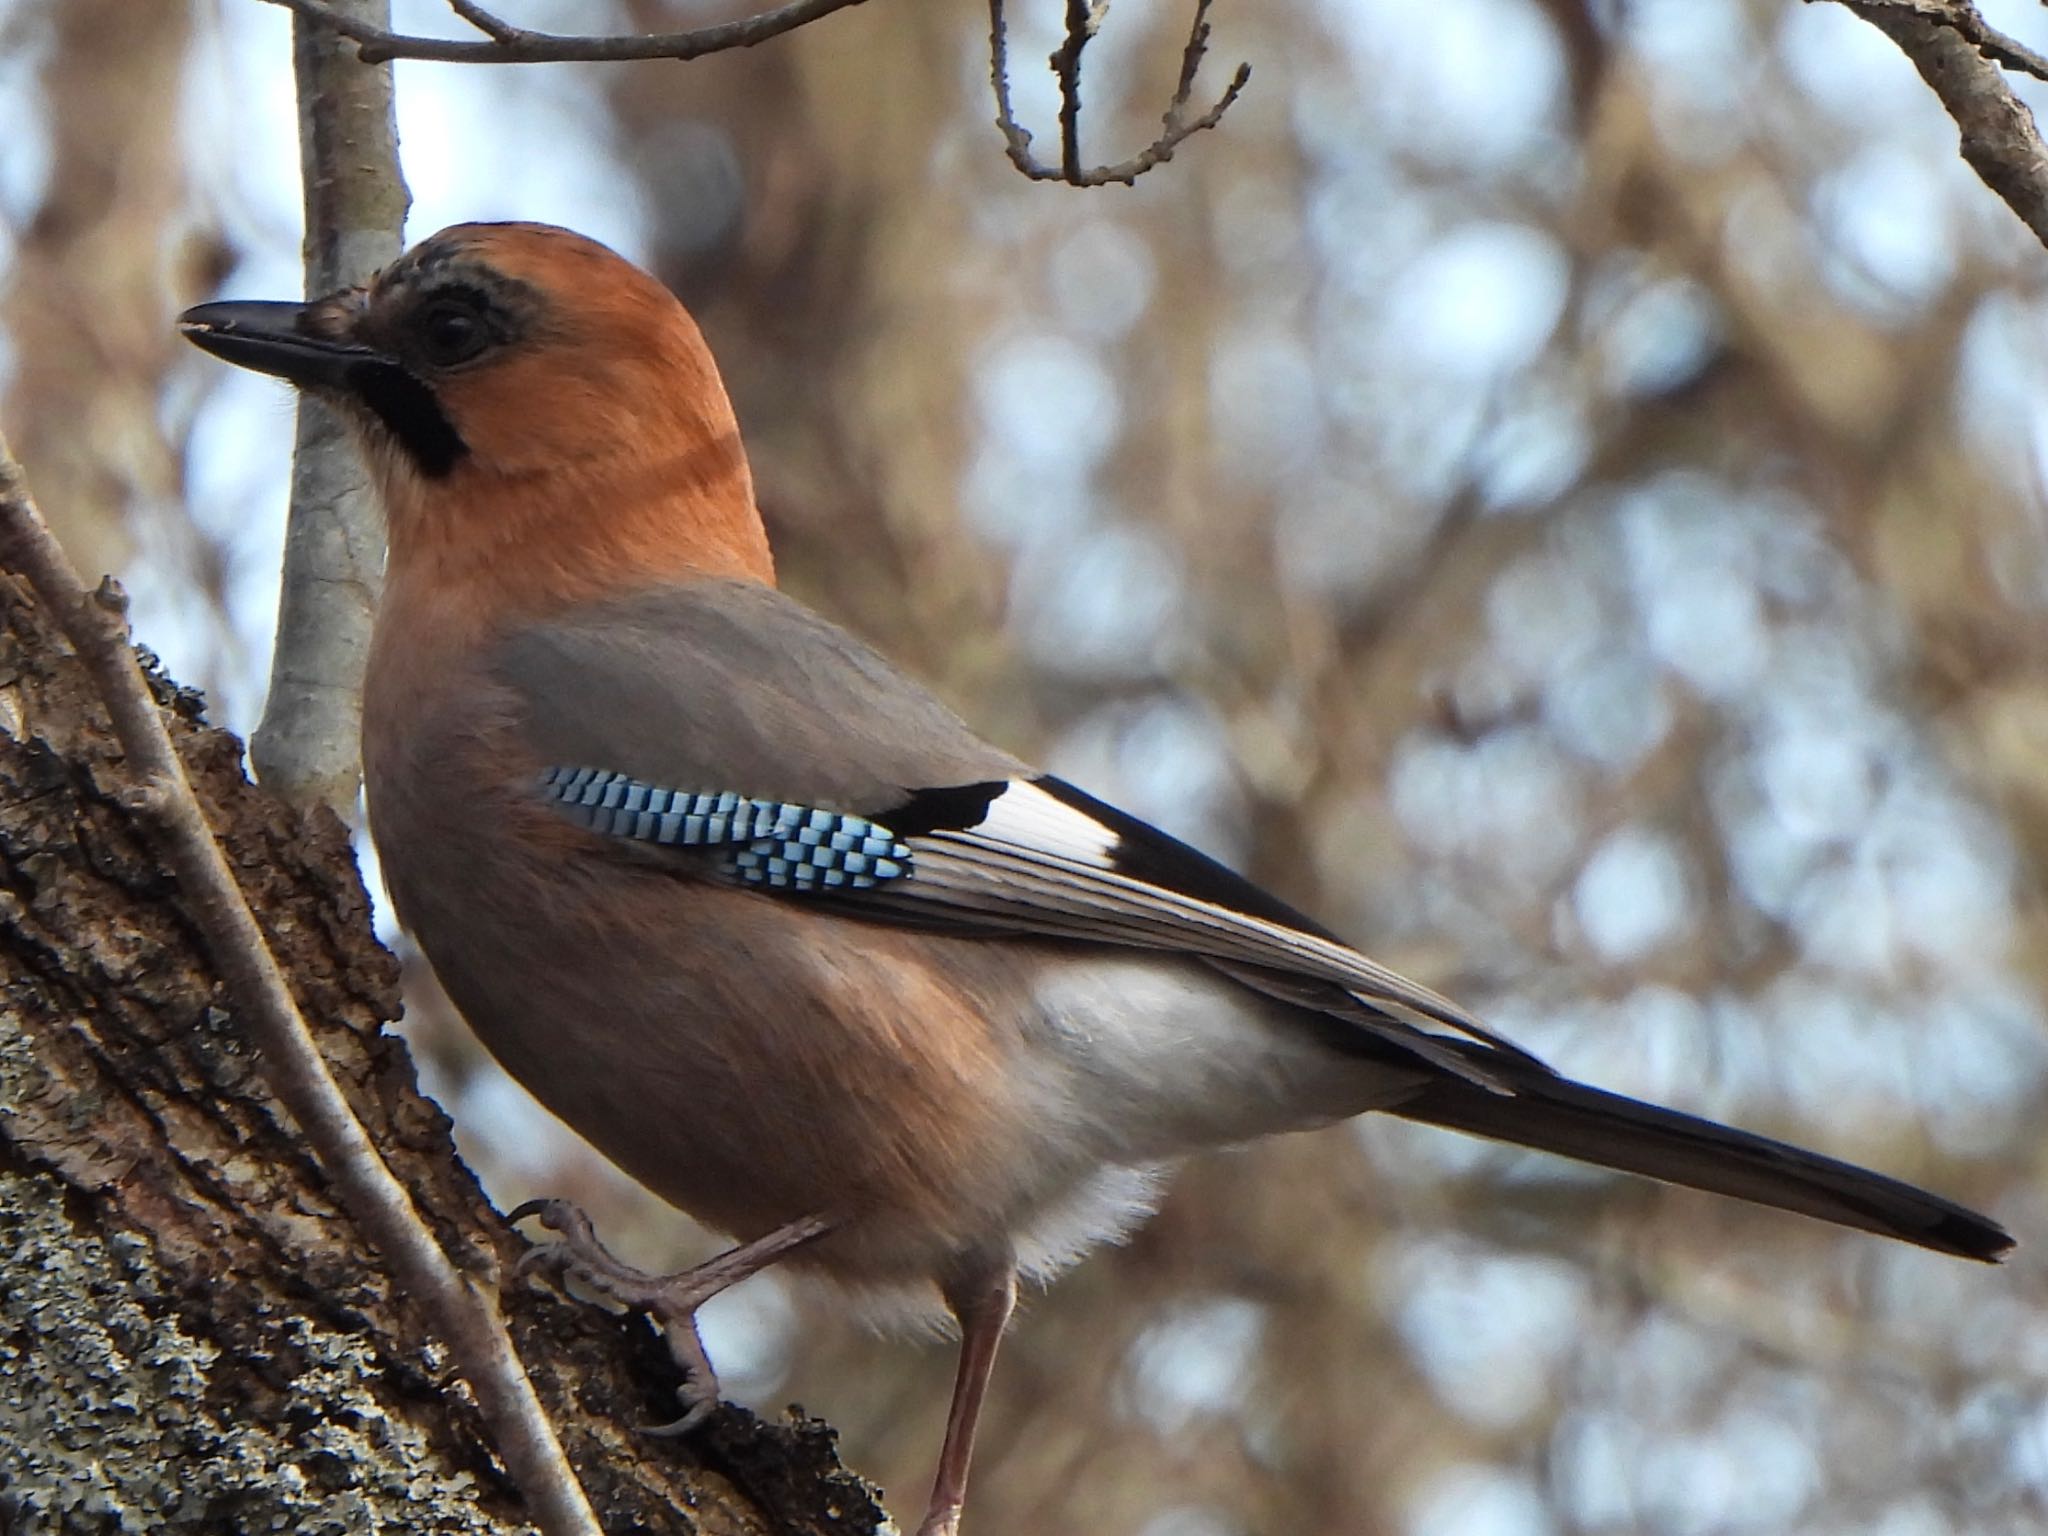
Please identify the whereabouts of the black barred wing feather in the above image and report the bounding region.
[539,766,910,892]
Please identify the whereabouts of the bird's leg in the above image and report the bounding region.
[510,1198,831,1434]
[915,1262,1019,1536]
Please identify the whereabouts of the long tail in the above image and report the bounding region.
[1390,1071,2012,1261]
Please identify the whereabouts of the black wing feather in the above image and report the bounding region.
[1031,777,1345,942]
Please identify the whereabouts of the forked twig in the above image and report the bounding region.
[1818,0,2048,247]
[990,0,1250,187]
[1815,0,2048,82]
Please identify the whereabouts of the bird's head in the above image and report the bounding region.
[179,222,771,602]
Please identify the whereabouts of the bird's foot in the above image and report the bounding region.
[509,1197,831,1434]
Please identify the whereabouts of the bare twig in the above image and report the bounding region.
[1051,0,1103,183]
[259,0,874,64]
[1974,16,2048,81]
[445,0,521,44]
[256,0,407,816]
[0,442,602,1536]
[272,0,1239,187]
[1819,0,2048,247]
[989,0,1250,187]
[1837,0,2048,82]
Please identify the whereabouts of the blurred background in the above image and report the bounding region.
[4,0,2048,1530]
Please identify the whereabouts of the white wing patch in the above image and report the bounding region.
[885,783,1547,1090]
[968,780,1120,868]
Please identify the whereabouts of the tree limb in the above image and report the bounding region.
[1830,0,2048,82]
[254,0,408,817]
[0,439,602,1536]
[1820,0,2048,248]
[258,0,875,64]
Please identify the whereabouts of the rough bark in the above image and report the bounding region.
[0,572,883,1534]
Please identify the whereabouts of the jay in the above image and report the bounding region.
[180,223,2010,1536]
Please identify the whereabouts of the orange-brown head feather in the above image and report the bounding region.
[309,222,774,621]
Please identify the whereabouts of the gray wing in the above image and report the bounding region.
[497,578,1029,811]
[494,578,1547,1088]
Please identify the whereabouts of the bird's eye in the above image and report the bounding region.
[414,296,493,368]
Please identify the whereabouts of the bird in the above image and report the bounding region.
[179,222,2011,1536]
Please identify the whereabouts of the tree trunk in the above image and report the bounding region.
[0,571,882,1535]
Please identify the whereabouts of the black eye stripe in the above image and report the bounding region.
[347,360,467,479]
[340,264,534,476]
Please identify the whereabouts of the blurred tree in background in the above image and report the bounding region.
[3,0,2046,1532]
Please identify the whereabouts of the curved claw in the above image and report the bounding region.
[506,1197,559,1228]
[515,1242,568,1283]
[642,1392,718,1439]
[509,1198,633,1293]
[500,1198,833,1445]
[509,1199,586,1286]
[507,1196,584,1236]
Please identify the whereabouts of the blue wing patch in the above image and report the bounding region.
[538,767,911,891]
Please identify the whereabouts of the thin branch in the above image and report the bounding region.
[259,0,874,64]
[989,0,1250,187]
[254,0,407,817]
[989,0,1038,174]
[1977,18,2048,81]
[275,0,1239,186]
[1861,0,2048,82]
[1051,0,1104,183]
[446,0,521,44]
[0,442,603,1536]
[1820,0,2048,248]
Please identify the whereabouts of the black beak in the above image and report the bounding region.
[176,300,393,391]
[178,299,469,477]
